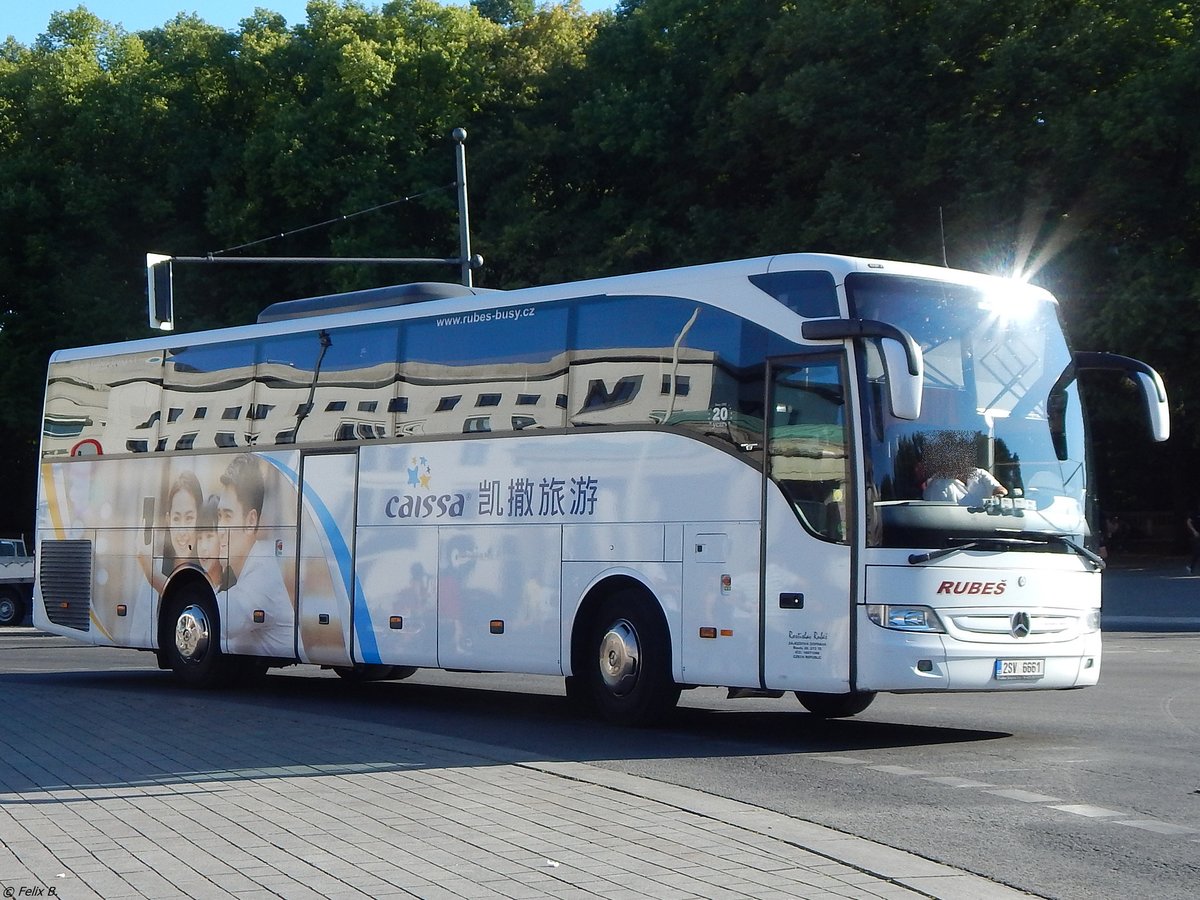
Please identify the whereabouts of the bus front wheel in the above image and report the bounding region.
[795,690,877,718]
[584,592,680,726]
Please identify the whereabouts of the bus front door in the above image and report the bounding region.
[760,357,854,695]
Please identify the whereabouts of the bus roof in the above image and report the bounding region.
[49,252,1056,363]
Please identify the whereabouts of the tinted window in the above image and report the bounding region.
[164,340,256,451]
[567,294,778,447]
[257,324,399,446]
[42,352,164,458]
[769,357,851,543]
[44,289,798,457]
[749,270,840,317]
[400,305,569,436]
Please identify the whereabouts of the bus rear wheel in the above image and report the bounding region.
[165,587,237,688]
[583,592,680,726]
[795,690,877,718]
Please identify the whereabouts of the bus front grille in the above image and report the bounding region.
[40,540,93,632]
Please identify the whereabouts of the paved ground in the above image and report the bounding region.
[0,637,1033,900]
[3,554,1192,900]
[1101,554,1200,631]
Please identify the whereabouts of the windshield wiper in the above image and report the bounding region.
[1045,535,1106,571]
[908,539,997,565]
[907,535,1104,570]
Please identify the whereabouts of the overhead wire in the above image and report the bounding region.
[207,183,457,256]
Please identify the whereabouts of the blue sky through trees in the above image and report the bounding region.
[5,1,613,46]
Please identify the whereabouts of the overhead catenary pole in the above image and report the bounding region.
[454,127,473,288]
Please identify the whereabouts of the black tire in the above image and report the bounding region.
[582,591,680,726]
[795,690,877,718]
[333,663,415,682]
[0,588,25,627]
[239,658,271,684]
[163,585,238,688]
[563,674,593,713]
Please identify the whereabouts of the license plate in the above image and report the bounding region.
[994,658,1045,680]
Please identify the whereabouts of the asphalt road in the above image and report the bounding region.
[1,556,1196,899]
[1100,554,1200,631]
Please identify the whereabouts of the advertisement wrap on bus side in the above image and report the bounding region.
[39,431,768,682]
[39,452,305,656]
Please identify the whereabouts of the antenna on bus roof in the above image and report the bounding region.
[939,206,949,267]
[144,128,484,332]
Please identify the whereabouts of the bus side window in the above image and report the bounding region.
[768,358,850,543]
[44,353,163,458]
[165,341,256,451]
[568,294,768,447]
[401,305,569,438]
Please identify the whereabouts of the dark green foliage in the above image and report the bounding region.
[1,0,1197,537]
[472,0,536,26]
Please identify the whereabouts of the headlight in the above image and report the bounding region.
[1083,608,1101,633]
[867,604,946,633]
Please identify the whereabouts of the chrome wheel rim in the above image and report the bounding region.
[598,618,640,696]
[175,604,210,662]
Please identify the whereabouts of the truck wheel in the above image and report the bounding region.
[795,690,877,718]
[583,591,680,726]
[0,588,24,627]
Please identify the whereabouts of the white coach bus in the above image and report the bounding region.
[33,253,1169,723]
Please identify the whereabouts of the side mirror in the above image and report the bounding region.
[879,337,923,420]
[802,318,924,420]
[1074,351,1169,442]
[1136,370,1170,442]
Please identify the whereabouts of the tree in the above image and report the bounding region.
[1,0,1197,538]
[472,0,536,26]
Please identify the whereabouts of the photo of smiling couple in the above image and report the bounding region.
[140,452,296,658]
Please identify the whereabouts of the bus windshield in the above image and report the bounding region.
[848,272,1089,549]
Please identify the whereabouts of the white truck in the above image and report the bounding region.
[0,537,33,626]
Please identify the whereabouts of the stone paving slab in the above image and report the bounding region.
[0,642,1037,899]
